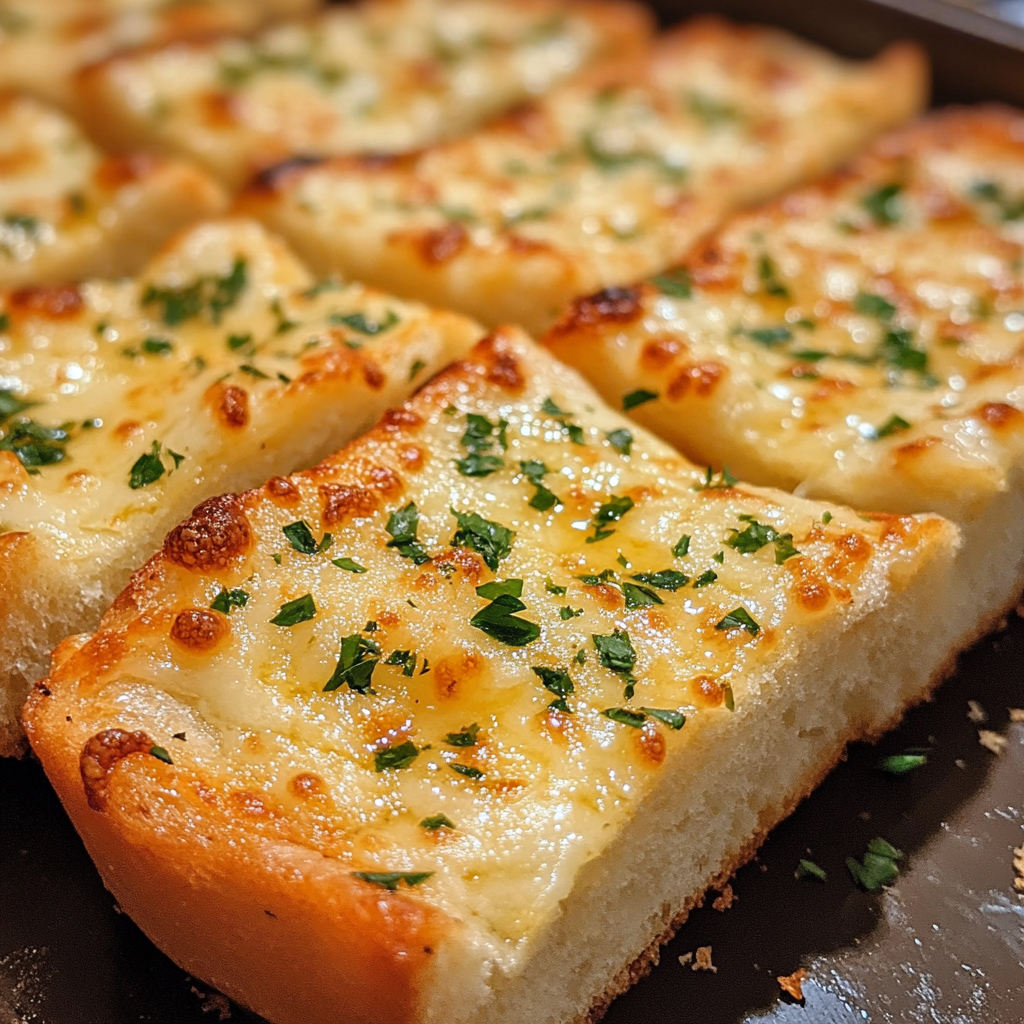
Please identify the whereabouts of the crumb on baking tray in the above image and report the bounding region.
[692,946,717,972]
[967,700,987,723]
[978,729,1008,755]
[192,985,231,1021]
[777,968,808,1001]
[1008,708,1024,723]
[712,884,736,911]
[1013,847,1024,893]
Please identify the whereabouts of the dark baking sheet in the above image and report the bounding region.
[4,3,1024,1021]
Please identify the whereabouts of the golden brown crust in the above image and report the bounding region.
[164,495,255,573]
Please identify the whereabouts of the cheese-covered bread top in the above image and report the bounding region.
[24,328,954,1022]
[77,0,653,187]
[0,218,482,573]
[546,106,1024,522]
[239,17,928,335]
[0,93,226,286]
[0,0,319,110]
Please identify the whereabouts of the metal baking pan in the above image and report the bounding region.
[3,2,1024,1021]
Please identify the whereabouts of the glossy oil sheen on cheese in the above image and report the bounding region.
[67,330,947,967]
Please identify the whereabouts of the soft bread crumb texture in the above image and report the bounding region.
[0,0,320,111]
[0,94,227,286]
[0,218,483,755]
[24,330,973,1024]
[238,17,927,335]
[77,0,654,187]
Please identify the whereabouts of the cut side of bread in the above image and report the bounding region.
[545,105,1024,639]
[24,329,971,1024]
[0,93,227,286]
[0,0,320,111]
[239,17,928,336]
[0,218,483,755]
[76,0,654,188]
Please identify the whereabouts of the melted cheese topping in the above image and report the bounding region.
[546,107,1024,522]
[0,94,225,285]
[0,218,482,570]
[241,18,925,334]
[64,329,946,967]
[80,0,649,186]
[0,0,317,109]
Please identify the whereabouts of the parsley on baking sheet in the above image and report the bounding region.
[795,859,827,882]
[846,837,903,891]
[270,593,316,627]
[878,751,928,775]
[210,588,249,615]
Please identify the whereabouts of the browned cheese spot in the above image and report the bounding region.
[210,382,250,429]
[691,675,725,708]
[289,772,329,800]
[95,153,160,190]
[80,728,155,811]
[641,336,684,371]
[432,650,485,700]
[666,361,726,401]
[824,531,872,581]
[170,608,229,653]
[419,223,468,264]
[164,495,253,572]
[319,483,380,526]
[485,347,525,392]
[976,401,1023,431]
[247,155,325,195]
[399,444,426,471]
[433,547,483,586]
[785,558,835,612]
[113,420,145,443]
[202,91,240,128]
[266,475,301,506]
[635,724,666,766]
[381,407,424,433]
[549,287,642,338]
[893,435,942,463]
[361,358,386,390]
[231,790,272,818]
[10,284,84,319]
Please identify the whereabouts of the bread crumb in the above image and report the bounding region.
[978,729,1008,755]
[1013,847,1024,893]
[1016,602,1024,619]
[712,884,736,911]
[777,968,808,1001]
[1008,708,1024,723]
[678,952,693,966]
[692,946,717,972]
[192,986,232,1021]
[967,700,987,724]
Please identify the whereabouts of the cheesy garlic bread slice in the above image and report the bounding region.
[77,0,653,188]
[546,105,1024,634]
[0,0,319,112]
[239,17,927,336]
[0,218,483,755]
[25,329,967,1024]
[0,93,227,287]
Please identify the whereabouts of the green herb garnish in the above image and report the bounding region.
[332,557,367,573]
[210,588,249,614]
[715,607,760,635]
[385,503,431,564]
[622,389,658,411]
[270,593,316,627]
[445,723,480,747]
[470,581,540,647]
[846,837,903,891]
[375,741,419,772]
[586,494,634,544]
[352,871,432,890]
[451,508,514,570]
[420,815,454,830]
[324,634,381,693]
[606,428,633,456]
[795,859,827,882]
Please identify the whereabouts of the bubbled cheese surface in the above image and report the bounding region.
[66,329,945,966]
[546,107,1024,521]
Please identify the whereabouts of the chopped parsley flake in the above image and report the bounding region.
[455,413,507,477]
[520,459,558,511]
[586,494,634,544]
[450,508,514,570]
[693,569,718,587]
[622,389,659,411]
[846,837,903,891]
[969,179,1024,221]
[531,666,575,708]
[384,650,417,677]
[726,514,801,564]
[324,634,381,693]
[445,723,480,747]
[606,428,633,456]
[796,859,827,882]
[544,578,567,596]
[409,359,426,381]
[128,440,183,489]
[603,707,646,728]
[853,292,897,319]
[420,815,454,830]
[744,325,792,346]
[559,606,584,620]
[141,337,173,356]
[648,267,692,298]
[449,763,484,780]
[149,745,173,764]
[541,397,586,444]
[621,582,663,609]
[352,871,432,890]
[142,257,247,326]
[330,310,399,335]
[385,503,431,564]
[758,253,790,299]
[270,593,316,627]
[868,414,912,440]
[822,511,833,525]
[630,570,690,591]
[687,91,737,127]
[693,465,737,491]
[283,520,332,554]
[593,629,637,698]
[715,607,760,635]
[642,707,686,730]
[861,183,903,227]
[471,581,540,647]
[332,556,367,573]
[879,327,928,373]
[227,332,252,351]
[0,417,70,468]
[374,741,419,772]
[672,534,691,557]
[210,588,249,615]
